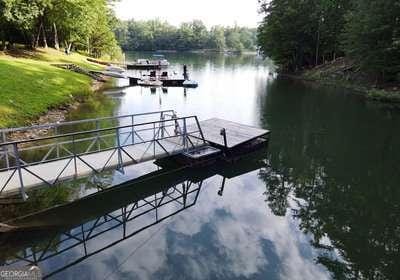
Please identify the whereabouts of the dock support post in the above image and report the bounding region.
[13,143,28,200]
[218,177,226,196]
[131,115,135,144]
[55,127,60,158]
[173,112,179,136]
[153,123,156,157]
[160,112,165,138]
[72,135,78,177]
[117,128,123,170]
[1,131,10,169]
[220,128,228,148]
[195,116,206,145]
[96,120,101,151]
[183,118,188,152]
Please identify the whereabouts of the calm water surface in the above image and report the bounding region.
[1,53,399,279]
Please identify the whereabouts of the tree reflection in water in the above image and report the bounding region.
[259,77,400,279]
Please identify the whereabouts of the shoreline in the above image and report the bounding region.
[0,48,106,129]
[6,78,111,142]
[280,60,400,105]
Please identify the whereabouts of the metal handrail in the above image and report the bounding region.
[0,115,196,147]
[13,123,181,153]
[0,114,206,199]
[0,109,175,135]
[0,130,202,172]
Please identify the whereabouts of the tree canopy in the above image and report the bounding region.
[114,19,257,53]
[0,0,121,59]
[257,0,400,82]
[342,0,400,82]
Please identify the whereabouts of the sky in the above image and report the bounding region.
[113,0,261,28]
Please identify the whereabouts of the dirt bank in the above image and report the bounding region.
[297,57,400,103]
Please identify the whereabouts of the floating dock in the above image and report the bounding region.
[127,63,163,70]
[130,77,198,88]
[193,118,269,149]
[0,111,270,199]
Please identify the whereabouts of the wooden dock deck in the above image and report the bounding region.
[191,118,270,149]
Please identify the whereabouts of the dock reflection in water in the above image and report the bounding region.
[0,150,274,279]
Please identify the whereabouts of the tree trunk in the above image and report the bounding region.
[0,29,5,51]
[315,18,321,66]
[31,34,37,50]
[67,42,73,53]
[53,23,59,50]
[35,23,43,48]
[315,29,320,66]
[42,22,48,48]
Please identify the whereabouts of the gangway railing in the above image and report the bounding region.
[0,114,206,199]
[0,110,176,174]
[0,110,176,141]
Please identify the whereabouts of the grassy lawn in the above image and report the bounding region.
[0,48,103,128]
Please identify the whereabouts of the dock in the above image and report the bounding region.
[127,63,164,70]
[0,111,269,199]
[129,77,198,88]
[54,61,198,89]
[193,118,270,149]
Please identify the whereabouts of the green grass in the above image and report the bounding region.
[0,48,103,128]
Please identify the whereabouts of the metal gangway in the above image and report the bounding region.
[0,110,206,200]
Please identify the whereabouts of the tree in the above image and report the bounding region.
[257,0,351,71]
[209,26,226,51]
[225,29,244,53]
[257,0,318,71]
[342,0,400,83]
[0,0,121,58]
[114,19,257,52]
[1,0,52,48]
[190,20,208,49]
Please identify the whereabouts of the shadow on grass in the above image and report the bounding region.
[4,48,48,60]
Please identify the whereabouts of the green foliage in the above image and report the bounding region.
[225,27,245,53]
[342,0,400,81]
[115,19,257,52]
[257,0,399,83]
[1,0,51,31]
[0,0,121,58]
[209,26,226,51]
[257,0,351,72]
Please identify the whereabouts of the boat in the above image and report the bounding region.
[127,58,169,70]
[183,80,199,88]
[158,70,199,88]
[137,79,163,87]
[101,71,127,79]
[105,65,125,73]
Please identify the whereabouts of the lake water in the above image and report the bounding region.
[1,52,399,279]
